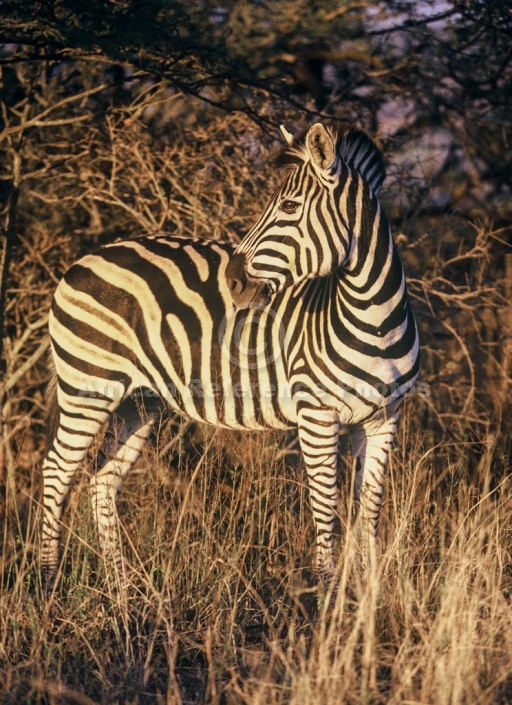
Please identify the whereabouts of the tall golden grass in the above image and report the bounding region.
[1,407,511,704]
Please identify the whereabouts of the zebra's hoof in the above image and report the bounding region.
[316,575,338,611]
[41,568,58,595]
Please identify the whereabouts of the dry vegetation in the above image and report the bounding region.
[1,56,512,705]
[2,411,512,704]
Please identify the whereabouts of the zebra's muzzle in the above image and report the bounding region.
[225,252,271,309]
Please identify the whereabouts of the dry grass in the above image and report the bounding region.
[1,410,511,705]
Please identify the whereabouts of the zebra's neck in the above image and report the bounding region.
[334,187,405,319]
[326,220,408,348]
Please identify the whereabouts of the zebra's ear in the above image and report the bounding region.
[306,123,336,172]
[280,125,294,146]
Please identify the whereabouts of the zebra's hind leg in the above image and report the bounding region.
[89,394,160,580]
[41,407,110,591]
[350,412,400,570]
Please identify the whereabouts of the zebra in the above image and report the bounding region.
[40,121,420,593]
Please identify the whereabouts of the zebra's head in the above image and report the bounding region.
[225,122,385,309]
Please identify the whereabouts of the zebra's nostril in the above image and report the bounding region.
[225,252,249,302]
[225,252,247,282]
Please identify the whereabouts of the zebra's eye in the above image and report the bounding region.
[279,200,300,214]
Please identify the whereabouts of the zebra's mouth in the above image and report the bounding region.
[231,280,271,310]
[246,282,272,309]
[225,253,272,309]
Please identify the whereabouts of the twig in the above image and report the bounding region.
[4,335,50,394]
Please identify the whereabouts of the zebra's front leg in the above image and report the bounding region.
[297,407,340,592]
[90,401,158,578]
[350,412,400,569]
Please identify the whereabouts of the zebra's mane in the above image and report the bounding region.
[276,124,386,195]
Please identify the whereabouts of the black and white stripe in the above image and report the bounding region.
[41,122,419,591]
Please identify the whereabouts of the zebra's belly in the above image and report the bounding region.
[155,375,297,431]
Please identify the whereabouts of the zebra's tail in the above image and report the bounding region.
[44,360,59,450]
